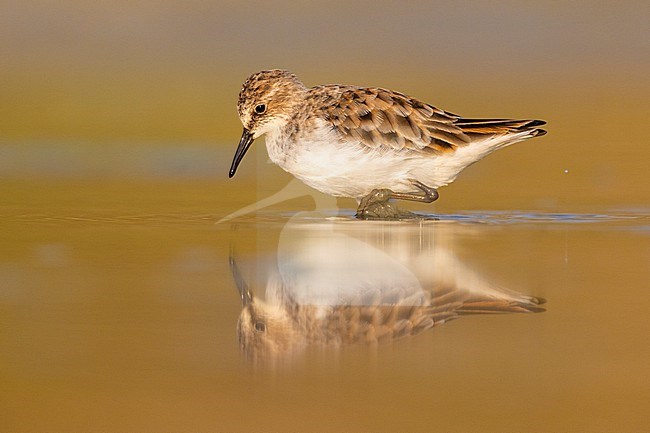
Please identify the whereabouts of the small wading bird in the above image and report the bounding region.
[229,70,546,219]
[229,220,546,361]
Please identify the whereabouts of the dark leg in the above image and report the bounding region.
[389,180,439,203]
[355,181,439,220]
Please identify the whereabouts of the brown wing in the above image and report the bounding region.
[323,86,470,154]
[320,285,545,344]
[321,86,546,154]
[322,304,445,344]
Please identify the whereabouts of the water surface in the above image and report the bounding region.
[1,170,648,432]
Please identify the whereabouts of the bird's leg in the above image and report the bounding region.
[356,189,416,220]
[355,181,438,220]
[389,180,439,203]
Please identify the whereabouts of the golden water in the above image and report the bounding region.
[1,167,648,432]
[3,1,649,430]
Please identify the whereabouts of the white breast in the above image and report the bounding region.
[265,121,411,198]
[265,121,532,199]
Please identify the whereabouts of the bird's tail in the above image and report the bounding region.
[456,118,547,138]
[456,294,547,314]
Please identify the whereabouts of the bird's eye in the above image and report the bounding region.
[254,322,266,333]
[254,104,266,114]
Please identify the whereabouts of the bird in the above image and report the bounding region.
[229,69,546,219]
[236,278,544,362]
[230,216,545,363]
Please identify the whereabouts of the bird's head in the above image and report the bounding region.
[229,69,307,178]
[237,295,305,361]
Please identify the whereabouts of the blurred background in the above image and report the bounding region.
[1,2,649,432]
[1,0,649,210]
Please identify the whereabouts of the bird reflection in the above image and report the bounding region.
[231,218,545,362]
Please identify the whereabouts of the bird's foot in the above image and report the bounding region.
[355,189,419,220]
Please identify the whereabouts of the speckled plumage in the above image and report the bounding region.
[232,259,545,359]
[231,69,546,200]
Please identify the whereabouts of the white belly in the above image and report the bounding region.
[265,123,530,199]
[269,137,415,198]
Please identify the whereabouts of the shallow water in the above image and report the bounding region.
[3,0,649,429]
[1,165,649,432]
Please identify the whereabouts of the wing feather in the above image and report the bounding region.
[317,85,546,154]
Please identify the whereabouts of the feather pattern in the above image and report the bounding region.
[315,86,471,154]
[233,69,547,199]
[314,85,546,155]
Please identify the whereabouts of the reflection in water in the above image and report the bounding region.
[231,216,545,363]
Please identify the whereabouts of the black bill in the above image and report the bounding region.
[229,256,252,306]
[229,128,254,178]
